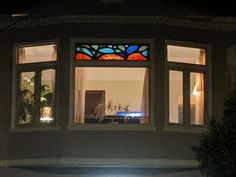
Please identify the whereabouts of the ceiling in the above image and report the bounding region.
[0,0,235,17]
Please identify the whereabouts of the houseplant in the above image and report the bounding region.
[18,76,53,124]
[94,99,129,124]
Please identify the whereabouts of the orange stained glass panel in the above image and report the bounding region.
[127,53,147,61]
[99,54,124,60]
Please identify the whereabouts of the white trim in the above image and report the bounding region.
[2,15,236,31]
[67,124,157,131]
[69,38,155,128]
[164,40,212,131]
[0,158,198,168]
[11,40,60,130]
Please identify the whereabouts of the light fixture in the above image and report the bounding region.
[11,14,28,18]
[192,85,198,96]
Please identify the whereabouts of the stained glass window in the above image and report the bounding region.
[75,44,149,61]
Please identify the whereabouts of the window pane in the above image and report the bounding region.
[190,72,204,125]
[40,69,55,123]
[167,45,206,65]
[75,44,149,61]
[18,72,35,124]
[18,44,57,64]
[74,67,149,124]
[169,70,183,123]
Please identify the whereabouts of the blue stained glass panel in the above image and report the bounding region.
[77,47,93,57]
[99,48,115,53]
[142,50,148,57]
[127,45,139,54]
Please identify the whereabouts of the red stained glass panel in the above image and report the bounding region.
[76,53,92,60]
[127,53,147,61]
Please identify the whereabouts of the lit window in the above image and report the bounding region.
[72,41,151,125]
[18,44,57,63]
[13,42,58,127]
[169,70,183,124]
[167,43,208,126]
[167,45,205,65]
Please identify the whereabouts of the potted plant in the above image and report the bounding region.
[18,76,35,124]
[18,76,53,124]
[40,84,54,122]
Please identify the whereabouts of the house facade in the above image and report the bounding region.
[0,1,236,176]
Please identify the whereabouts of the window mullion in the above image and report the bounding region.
[34,69,41,126]
[183,70,190,125]
[15,72,21,126]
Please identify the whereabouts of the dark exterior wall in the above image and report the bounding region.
[0,22,235,161]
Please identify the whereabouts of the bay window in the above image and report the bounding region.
[11,38,210,131]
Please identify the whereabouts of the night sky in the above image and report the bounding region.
[0,0,235,16]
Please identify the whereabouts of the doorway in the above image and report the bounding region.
[84,90,105,119]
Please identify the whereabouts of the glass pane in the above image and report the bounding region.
[74,67,149,124]
[190,72,204,125]
[18,44,57,64]
[40,69,55,123]
[167,45,206,65]
[75,44,149,61]
[18,72,35,124]
[169,70,183,123]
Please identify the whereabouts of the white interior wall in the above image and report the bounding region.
[85,80,143,113]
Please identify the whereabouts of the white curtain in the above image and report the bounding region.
[19,47,26,63]
[140,68,149,124]
[75,68,86,123]
[194,49,205,124]
[51,45,57,60]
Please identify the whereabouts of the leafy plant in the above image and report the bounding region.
[18,76,35,123]
[40,84,53,107]
[94,99,129,124]
[192,91,236,177]
[18,76,53,123]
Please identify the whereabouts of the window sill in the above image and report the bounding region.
[8,126,61,133]
[163,124,206,133]
[67,124,157,131]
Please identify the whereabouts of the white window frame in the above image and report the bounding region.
[10,40,61,132]
[67,38,156,131]
[164,40,212,133]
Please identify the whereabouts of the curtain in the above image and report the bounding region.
[18,48,26,63]
[140,68,149,124]
[51,45,57,60]
[75,68,86,123]
[194,49,205,124]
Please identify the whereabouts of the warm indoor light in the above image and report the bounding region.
[12,14,28,18]
[40,107,54,123]
[192,85,198,96]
